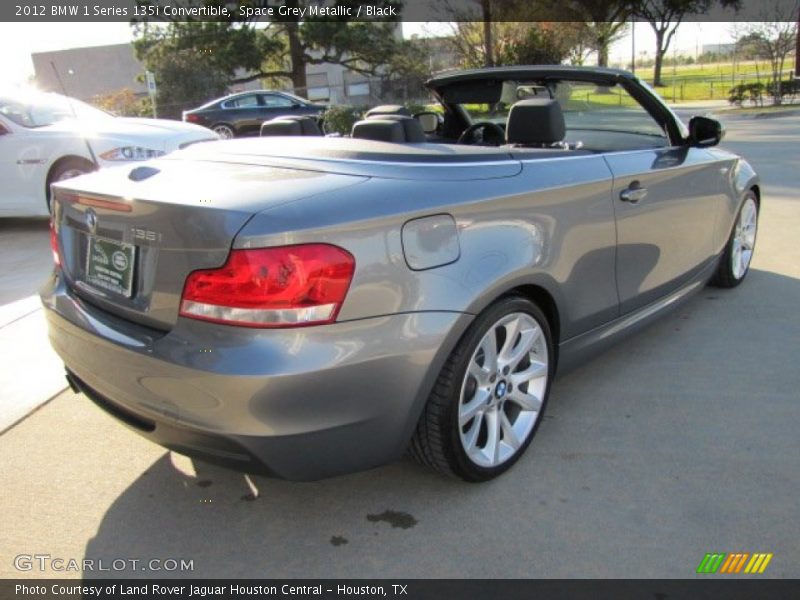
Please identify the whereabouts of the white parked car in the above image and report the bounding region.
[0,90,218,217]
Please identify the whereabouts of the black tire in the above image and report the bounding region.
[710,191,759,288]
[47,157,95,212]
[211,123,236,139]
[409,296,554,482]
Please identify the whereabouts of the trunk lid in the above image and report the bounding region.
[52,159,367,330]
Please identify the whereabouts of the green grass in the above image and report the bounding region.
[633,59,797,103]
[457,60,799,116]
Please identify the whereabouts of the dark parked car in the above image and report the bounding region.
[45,66,759,482]
[182,90,325,139]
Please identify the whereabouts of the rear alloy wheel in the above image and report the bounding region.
[711,192,758,288]
[409,296,553,481]
[212,124,235,139]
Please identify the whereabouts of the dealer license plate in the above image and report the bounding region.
[85,236,136,297]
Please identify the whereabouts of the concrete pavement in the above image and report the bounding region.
[0,218,65,433]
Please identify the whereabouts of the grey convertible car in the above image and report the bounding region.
[42,66,759,481]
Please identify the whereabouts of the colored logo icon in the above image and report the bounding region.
[696,552,773,574]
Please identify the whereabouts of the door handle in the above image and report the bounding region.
[620,182,648,204]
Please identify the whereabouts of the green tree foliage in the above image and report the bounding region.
[558,0,633,67]
[133,0,402,115]
[90,88,153,117]
[321,104,360,135]
[496,23,594,66]
[447,22,593,69]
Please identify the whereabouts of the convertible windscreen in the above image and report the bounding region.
[457,80,669,151]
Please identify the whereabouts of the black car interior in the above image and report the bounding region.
[351,116,427,143]
[260,115,323,137]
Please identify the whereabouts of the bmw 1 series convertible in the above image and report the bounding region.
[42,66,760,481]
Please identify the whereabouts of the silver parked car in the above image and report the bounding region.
[42,67,759,481]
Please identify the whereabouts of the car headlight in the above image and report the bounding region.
[98,147,166,161]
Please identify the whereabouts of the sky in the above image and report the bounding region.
[0,21,737,88]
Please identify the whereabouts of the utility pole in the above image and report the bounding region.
[631,19,636,74]
[795,8,799,77]
[50,61,68,95]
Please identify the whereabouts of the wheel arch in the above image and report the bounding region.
[398,279,563,456]
[502,284,561,352]
[750,184,761,206]
[45,155,96,205]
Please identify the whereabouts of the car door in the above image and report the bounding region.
[605,146,726,313]
[561,83,726,315]
[0,116,46,216]
[258,93,302,121]
[222,93,264,136]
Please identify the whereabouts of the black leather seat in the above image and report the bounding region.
[260,115,322,137]
[351,116,426,143]
[364,104,411,119]
[505,99,566,147]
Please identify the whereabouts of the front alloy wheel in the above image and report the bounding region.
[409,296,553,481]
[711,191,759,288]
[731,196,758,280]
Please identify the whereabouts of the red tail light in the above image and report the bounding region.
[184,113,201,123]
[49,220,61,267]
[179,244,355,328]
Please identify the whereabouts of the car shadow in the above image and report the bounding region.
[82,452,479,579]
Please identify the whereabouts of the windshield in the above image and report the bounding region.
[458,80,667,138]
[0,92,112,128]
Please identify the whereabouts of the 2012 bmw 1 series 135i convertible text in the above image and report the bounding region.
[42,67,760,481]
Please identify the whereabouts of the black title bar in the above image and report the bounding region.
[3,0,799,23]
[5,579,800,600]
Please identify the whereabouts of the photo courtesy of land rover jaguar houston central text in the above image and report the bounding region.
[42,66,760,481]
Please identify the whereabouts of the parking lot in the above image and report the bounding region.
[1,110,798,579]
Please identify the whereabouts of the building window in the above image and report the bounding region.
[307,87,330,101]
[346,82,370,97]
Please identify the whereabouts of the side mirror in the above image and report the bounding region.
[415,111,441,134]
[688,116,724,147]
[0,122,10,136]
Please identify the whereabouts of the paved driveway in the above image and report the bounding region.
[0,113,798,579]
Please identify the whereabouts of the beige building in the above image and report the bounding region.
[32,44,147,100]
[32,23,412,107]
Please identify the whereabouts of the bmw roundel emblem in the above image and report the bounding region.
[85,208,98,233]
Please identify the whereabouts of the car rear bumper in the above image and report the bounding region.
[41,273,472,480]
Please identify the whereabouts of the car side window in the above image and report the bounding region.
[261,94,296,108]
[222,95,259,109]
[552,81,668,151]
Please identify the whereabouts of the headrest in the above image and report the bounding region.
[260,115,322,137]
[505,99,566,146]
[365,104,411,118]
[351,116,426,143]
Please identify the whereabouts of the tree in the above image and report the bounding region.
[447,22,594,68]
[633,0,740,87]
[134,0,402,104]
[796,6,800,77]
[563,0,633,67]
[90,88,153,118]
[740,8,799,104]
[133,20,276,117]
[496,23,594,66]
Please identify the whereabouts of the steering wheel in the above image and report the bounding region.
[457,121,506,145]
